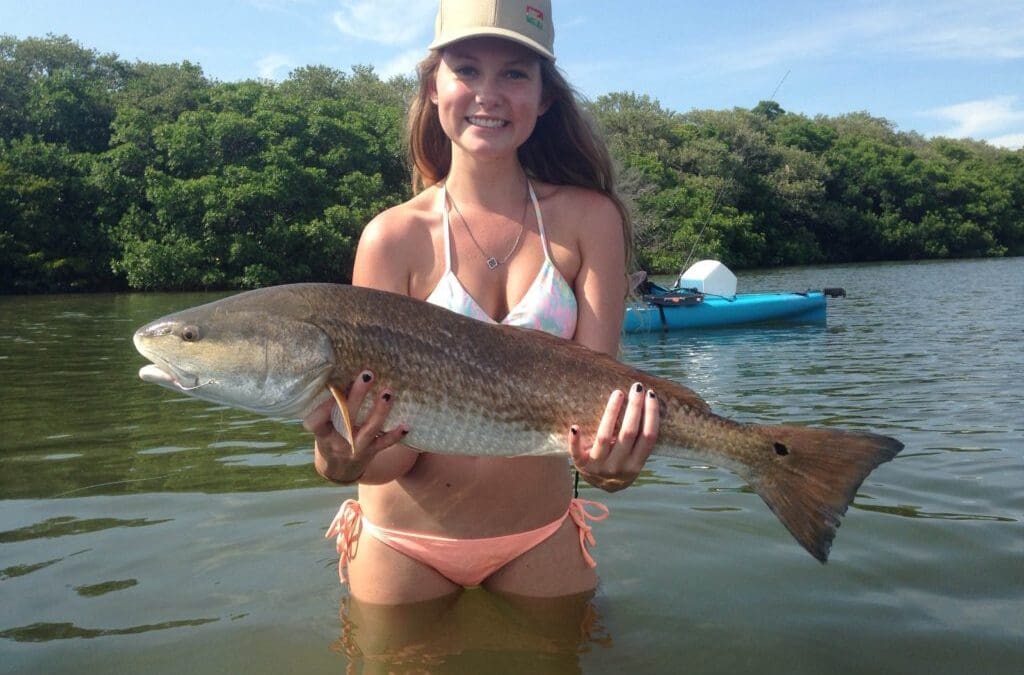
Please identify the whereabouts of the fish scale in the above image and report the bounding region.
[134,282,904,562]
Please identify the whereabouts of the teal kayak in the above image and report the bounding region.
[623,286,843,333]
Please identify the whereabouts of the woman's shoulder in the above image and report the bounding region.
[361,187,440,247]
[533,182,623,242]
[354,187,441,290]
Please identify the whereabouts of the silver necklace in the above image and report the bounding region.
[446,183,530,270]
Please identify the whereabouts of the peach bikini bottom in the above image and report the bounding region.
[326,498,609,587]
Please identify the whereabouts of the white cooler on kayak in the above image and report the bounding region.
[678,260,737,298]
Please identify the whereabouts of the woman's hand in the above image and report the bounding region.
[303,370,408,485]
[568,382,660,493]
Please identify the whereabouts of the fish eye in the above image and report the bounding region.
[181,325,201,342]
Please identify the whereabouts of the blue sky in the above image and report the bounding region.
[3,0,1023,148]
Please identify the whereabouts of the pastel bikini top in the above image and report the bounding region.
[426,182,578,339]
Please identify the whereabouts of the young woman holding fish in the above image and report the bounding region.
[304,0,660,604]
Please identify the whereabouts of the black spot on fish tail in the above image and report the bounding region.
[746,425,903,562]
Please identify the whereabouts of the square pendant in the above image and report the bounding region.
[486,257,498,270]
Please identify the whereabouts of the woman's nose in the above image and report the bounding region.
[474,78,501,105]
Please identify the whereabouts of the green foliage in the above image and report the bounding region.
[1,35,1021,292]
[593,95,1023,273]
[1,35,411,292]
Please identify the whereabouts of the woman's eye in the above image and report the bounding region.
[455,66,477,77]
[506,70,528,80]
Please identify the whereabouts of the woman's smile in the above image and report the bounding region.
[465,115,509,129]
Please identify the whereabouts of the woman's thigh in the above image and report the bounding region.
[483,517,598,597]
[347,530,461,604]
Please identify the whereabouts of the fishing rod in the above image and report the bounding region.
[674,69,792,285]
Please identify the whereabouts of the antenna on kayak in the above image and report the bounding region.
[678,182,727,281]
[769,70,790,102]
[675,70,790,287]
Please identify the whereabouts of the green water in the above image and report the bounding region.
[1,258,1022,674]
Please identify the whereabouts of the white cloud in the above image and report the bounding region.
[691,2,1024,74]
[709,8,901,73]
[989,132,1024,150]
[377,48,424,79]
[257,53,295,80]
[331,0,436,46]
[903,25,1024,60]
[898,2,1024,60]
[925,95,1024,147]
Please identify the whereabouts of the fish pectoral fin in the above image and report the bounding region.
[328,384,356,447]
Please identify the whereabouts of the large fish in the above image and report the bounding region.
[134,283,902,562]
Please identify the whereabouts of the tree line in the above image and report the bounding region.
[2,35,1021,293]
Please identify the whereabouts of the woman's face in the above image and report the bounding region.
[431,37,548,162]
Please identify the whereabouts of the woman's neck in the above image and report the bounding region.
[444,152,529,211]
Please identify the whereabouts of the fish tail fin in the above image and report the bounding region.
[746,425,903,563]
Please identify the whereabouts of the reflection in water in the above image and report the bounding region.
[0,617,218,642]
[853,503,1017,522]
[333,589,610,673]
[73,579,139,597]
[0,557,63,579]
[0,516,172,543]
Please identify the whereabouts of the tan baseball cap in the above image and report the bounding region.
[428,0,555,61]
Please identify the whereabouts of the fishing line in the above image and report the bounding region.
[49,469,188,499]
[179,378,216,391]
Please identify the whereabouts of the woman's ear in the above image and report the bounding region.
[538,93,553,117]
[428,79,438,105]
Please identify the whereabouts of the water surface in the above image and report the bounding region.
[1,258,1022,673]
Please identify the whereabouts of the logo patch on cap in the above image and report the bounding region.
[526,5,544,30]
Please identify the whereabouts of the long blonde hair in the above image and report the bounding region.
[406,50,634,271]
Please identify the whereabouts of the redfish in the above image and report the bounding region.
[134,283,903,562]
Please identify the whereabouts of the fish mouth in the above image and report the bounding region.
[138,362,211,392]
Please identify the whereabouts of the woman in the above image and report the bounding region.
[305,0,660,604]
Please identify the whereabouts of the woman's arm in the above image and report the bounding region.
[307,210,422,485]
[568,192,660,492]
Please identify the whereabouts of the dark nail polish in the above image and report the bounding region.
[648,390,657,399]
[570,426,579,436]
[635,383,643,393]
[361,372,372,383]
[382,392,392,402]
[401,428,409,436]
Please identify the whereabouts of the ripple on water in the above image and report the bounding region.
[216,450,308,468]
[207,440,289,450]
[136,445,196,456]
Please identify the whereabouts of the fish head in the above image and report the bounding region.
[133,294,334,419]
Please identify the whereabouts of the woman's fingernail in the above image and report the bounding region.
[401,428,409,436]
[648,389,657,399]
[382,391,392,402]
[361,371,372,383]
[634,382,643,394]
[570,426,579,436]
